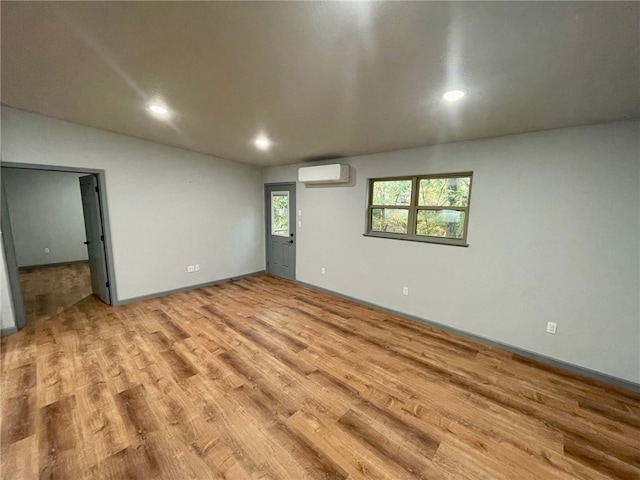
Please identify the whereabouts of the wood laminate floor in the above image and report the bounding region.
[19,262,91,323]
[1,267,639,479]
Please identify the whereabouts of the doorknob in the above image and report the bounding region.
[288,240,294,244]
[83,241,89,245]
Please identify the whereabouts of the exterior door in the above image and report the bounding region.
[79,175,111,304]
[265,184,296,280]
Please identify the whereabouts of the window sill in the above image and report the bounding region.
[362,232,469,247]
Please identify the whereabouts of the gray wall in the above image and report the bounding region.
[3,168,88,267]
[264,120,640,384]
[1,107,265,302]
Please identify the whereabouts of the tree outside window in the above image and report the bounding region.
[366,173,472,246]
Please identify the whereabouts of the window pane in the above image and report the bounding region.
[271,192,289,237]
[416,210,466,239]
[372,180,412,206]
[418,176,470,207]
[371,208,408,234]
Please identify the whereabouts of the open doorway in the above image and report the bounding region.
[1,164,115,328]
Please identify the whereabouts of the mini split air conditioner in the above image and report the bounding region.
[298,164,349,184]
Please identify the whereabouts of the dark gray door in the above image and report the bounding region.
[79,175,111,304]
[265,184,296,280]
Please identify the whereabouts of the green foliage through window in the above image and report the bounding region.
[419,177,470,207]
[372,180,412,206]
[416,210,465,239]
[371,208,408,234]
[367,173,472,245]
[271,193,289,236]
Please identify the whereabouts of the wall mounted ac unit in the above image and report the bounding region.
[298,164,349,184]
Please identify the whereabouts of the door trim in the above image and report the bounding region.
[1,178,27,330]
[1,162,118,313]
[264,182,296,280]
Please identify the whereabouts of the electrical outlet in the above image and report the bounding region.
[321,267,326,275]
[187,265,195,273]
[402,287,409,296]
[44,248,50,254]
[195,264,200,271]
[546,322,557,334]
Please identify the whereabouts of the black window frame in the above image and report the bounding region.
[364,172,473,247]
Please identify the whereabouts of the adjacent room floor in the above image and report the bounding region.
[1,274,639,479]
[19,262,92,323]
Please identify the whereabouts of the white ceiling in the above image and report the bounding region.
[2,2,639,166]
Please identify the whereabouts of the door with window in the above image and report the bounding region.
[265,183,296,280]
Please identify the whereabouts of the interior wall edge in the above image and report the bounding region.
[18,260,89,271]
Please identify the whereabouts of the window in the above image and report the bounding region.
[366,172,472,246]
[271,191,290,237]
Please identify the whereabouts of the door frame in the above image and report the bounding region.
[264,182,296,280]
[1,178,26,331]
[1,162,118,326]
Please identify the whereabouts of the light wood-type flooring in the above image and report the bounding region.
[1,266,639,479]
[19,262,91,324]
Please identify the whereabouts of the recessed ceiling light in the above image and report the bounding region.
[148,104,169,116]
[254,135,271,151]
[442,89,467,102]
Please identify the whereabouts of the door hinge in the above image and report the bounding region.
[95,186,99,193]
[105,281,109,287]
[100,235,104,241]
